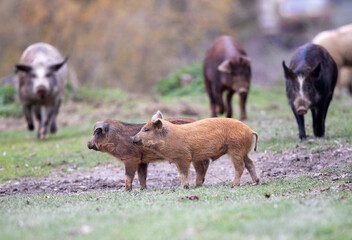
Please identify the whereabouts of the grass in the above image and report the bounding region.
[1,85,352,182]
[0,122,115,182]
[1,84,352,239]
[0,174,351,240]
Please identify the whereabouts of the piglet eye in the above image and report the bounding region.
[45,72,53,77]
[30,73,37,78]
[144,127,150,132]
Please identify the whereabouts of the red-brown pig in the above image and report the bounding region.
[87,117,210,191]
[282,43,337,141]
[312,24,352,96]
[15,42,68,139]
[203,36,251,120]
[132,111,259,189]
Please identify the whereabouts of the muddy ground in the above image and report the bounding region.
[1,97,352,196]
[1,146,351,196]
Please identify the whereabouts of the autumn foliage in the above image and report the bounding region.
[0,0,251,91]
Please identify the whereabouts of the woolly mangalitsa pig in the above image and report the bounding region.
[312,24,352,96]
[15,42,68,139]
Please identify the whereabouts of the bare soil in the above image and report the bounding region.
[1,98,351,196]
[1,146,351,196]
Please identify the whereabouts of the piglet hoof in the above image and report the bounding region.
[182,185,189,189]
[231,183,240,188]
[252,180,260,186]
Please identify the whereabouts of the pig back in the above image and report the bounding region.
[312,24,352,67]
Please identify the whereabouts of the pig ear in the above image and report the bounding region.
[282,61,296,80]
[310,63,321,78]
[15,64,32,74]
[218,59,232,73]
[152,119,163,129]
[152,110,163,119]
[239,56,252,65]
[93,122,109,135]
[49,56,69,72]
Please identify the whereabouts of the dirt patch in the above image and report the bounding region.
[1,146,351,196]
[0,95,207,133]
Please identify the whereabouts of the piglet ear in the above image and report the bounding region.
[49,56,69,72]
[218,59,232,73]
[310,63,321,78]
[152,119,163,129]
[282,61,296,81]
[152,110,163,119]
[15,64,32,74]
[93,122,109,135]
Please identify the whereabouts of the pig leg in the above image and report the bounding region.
[33,106,42,138]
[175,160,191,189]
[229,153,245,187]
[50,100,61,134]
[226,90,235,118]
[311,107,325,137]
[22,104,34,131]
[213,85,225,115]
[244,155,259,185]
[137,162,149,190]
[292,106,306,141]
[193,159,210,187]
[124,161,138,191]
[205,80,217,117]
[39,106,56,139]
[239,92,247,120]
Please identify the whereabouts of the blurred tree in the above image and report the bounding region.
[0,0,241,92]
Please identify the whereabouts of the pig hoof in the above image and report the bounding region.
[231,184,240,188]
[40,134,48,139]
[28,124,34,131]
[183,185,189,189]
[299,137,307,142]
[50,124,57,134]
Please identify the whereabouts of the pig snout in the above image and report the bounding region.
[87,141,98,151]
[36,85,48,98]
[237,87,248,94]
[131,136,142,145]
[294,97,310,115]
[297,106,308,115]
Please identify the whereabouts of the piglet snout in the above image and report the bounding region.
[87,141,98,151]
[131,136,142,145]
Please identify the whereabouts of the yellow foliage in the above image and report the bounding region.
[0,0,247,91]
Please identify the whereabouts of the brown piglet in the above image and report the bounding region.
[132,111,259,188]
[87,118,210,191]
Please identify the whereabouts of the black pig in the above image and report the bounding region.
[282,43,338,141]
